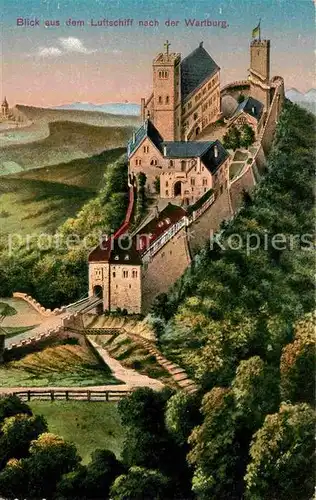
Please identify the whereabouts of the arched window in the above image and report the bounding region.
[166,95,170,104]
[150,158,158,166]
[169,160,174,168]
[135,158,141,166]
[132,269,138,278]
[181,160,186,172]
[194,112,198,120]
[123,270,128,278]
[158,96,162,104]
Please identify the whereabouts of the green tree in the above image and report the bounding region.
[237,93,246,104]
[118,387,193,498]
[188,387,240,499]
[0,458,29,500]
[0,395,32,426]
[0,413,47,468]
[57,449,125,500]
[223,125,241,150]
[0,302,17,335]
[153,176,160,194]
[27,433,80,499]
[240,123,255,148]
[280,313,315,405]
[245,403,316,500]
[165,390,201,446]
[110,466,170,500]
[232,356,279,430]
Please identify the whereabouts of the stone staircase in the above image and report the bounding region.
[121,331,198,394]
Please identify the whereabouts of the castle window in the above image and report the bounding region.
[181,160,186,171]
[158,70,169,79]
[114,255,119,260]
[158,96,162,104]
[132,269,138,278]
[143,145,149,153]
[204,187,207,192]
[188,102,192,110]
[150,158,158,166]
[123,270,128,278]
[169,160,174,168]
[191,178,195,186]
[166,96,170,104]
[203,178,208,186]
[112,271,116,277]
[194,112,198,120]
[129,284,131,289]
[208,82,212,90]
[220,185,223,194]
[166,181,169,187]
[165,218,171,224]
[124,254,130,260]
[166,190,169,196]
[135,158,141,166]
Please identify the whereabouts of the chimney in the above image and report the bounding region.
[163,144,167,156]
[252,106,256,114]
[154,205,159,218]
[199,41,203,48]
[132,132,136,143]
[214,144,218,158]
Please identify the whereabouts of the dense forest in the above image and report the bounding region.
[0,100,314,499]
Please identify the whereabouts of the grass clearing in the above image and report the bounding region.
[90,334,173,385]
[29,400,125,464]
[0,342,123,387]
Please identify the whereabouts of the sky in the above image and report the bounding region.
[1,0,315,106]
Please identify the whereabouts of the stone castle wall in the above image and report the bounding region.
[141,226,191,313]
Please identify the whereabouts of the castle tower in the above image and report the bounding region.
[152,41,181,140]
[249,39,271,109]
[1,97,9,118]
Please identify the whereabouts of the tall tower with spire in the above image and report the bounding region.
[248,24,271,110]
[151,41,182,140]
[1,97,9,118]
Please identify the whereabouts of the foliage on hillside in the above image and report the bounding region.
[0,154,128,308]
[0,341,120,387]
[154,101,314,389]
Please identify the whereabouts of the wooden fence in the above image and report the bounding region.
[3,389,133,403]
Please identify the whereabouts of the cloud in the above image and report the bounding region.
[37,47,63,57]
[32,37,96,58]
[59,37,96,54]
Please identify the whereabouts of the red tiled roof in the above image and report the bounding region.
[88,238,112,263]
[135,203,187,253]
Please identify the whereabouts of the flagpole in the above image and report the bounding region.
[259,18,261,41]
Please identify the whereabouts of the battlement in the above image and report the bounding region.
[250,39,270,47]
[153,52,181,65]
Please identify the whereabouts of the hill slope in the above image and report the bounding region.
[15,104,140,127]
[0,121,132,173]
[0,148,124,240]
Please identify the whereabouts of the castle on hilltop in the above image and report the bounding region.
[140,40,221,141]
[88,34,284,315]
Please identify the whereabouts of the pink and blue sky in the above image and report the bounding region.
[1,0,315,107]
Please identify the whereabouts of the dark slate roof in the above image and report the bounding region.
[88,237,142,265]
[109,238,142,265]
[232,96,263,121]
[200,140,229,174]
[128,120,163,158]
[181,43,220,100]
[135,204,187,254]
[162,141,212,158]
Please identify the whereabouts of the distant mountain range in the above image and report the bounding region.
[51,102,141,116]
[285,88,316,115]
